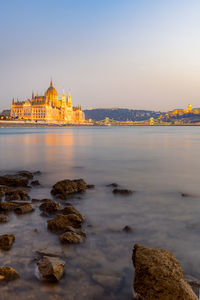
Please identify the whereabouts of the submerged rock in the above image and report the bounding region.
[47,214,83,232]
[32,198,50,203]
[31,180,40,186]
[59,227,86,244]
[106,183,119,188]
[92,273,121,290]
[0,266,19,281]
[39,200,62,214]
[86,184,95,189]
[14,203,34,214]
[0,215,8,223]
[51,179,87,199]
[0,175,29,187]
[123,225,133,232]
[37,256,66,282]
[33,170,41,175]
[17,171,34,179]
[0,234,15,250]
[61,205,85,221]
[0,201,31,212]
[5,190,30,201]
[133,244,198,300]
[112,188,133,195]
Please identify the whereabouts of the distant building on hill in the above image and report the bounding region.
[10,79,84,123]
[161,104,200,119]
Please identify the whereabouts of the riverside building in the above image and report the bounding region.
[10,80,84,123]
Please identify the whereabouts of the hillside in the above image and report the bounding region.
[84,108,162,121]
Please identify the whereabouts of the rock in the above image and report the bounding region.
[39,200,62,213]
[31,180,40,186]
[37,256,66,282]
[123,225,133,232]
[0,234,15,250]
[107,183,119,188]
[112,188,133,195]
[51,178,87,199]
[0,266,19,281]
[17,171,33,179]
[0,175,28,187]
[133,244,198,300]
[14,203,34,214]
[33,171,41,175]
[59,227,86,244]
[86,184,95,189]
[47,214,83,233]
[5,190,30,201]
[61,205,85,221]
[0,201,31,212]
[0,215,8,223]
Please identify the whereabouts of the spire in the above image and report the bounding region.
[12,98,15,104]
[67,90,72,107]
[50,78,53,87]
[62,89,65,98]
[32,91,34,99]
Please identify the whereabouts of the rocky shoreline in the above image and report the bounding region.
[0,170,199,299]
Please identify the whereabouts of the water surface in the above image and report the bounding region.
[0,126,200,299]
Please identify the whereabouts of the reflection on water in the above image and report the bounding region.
[1,127,200,299]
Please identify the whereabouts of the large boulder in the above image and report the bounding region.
[37,256,66,281]
[132,244,198,300]
[39,200,62,214]
[47,214,83,233]
[5,190,30,201]
[51,179,87,199]
[0,234,15,250]
[61,205,85,221]
[0,175,28,187]
[0,266,19,281]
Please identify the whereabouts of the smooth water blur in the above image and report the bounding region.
[1,126,200,299]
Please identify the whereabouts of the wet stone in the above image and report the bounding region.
[106,183,119,188]
[14,203,34,214]
[37,256,66,282]
[112,188,133,195]
[31,180,40,186]
[61,205,85,221]
[0,266,19,281]
[51,178,87,199]
[0,215,8,223]
[47,214,83,233]
[123,225,133,232]
[0,234,15,250]
[0,175,29,187]
[133,244,198,300]
[86,184,95,189]
[59,228,86,244]
[5,189,30,201]
[39,200,62,214]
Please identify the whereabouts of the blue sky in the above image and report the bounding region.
[1,0,200,111]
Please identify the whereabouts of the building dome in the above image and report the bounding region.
[45,80,58,99]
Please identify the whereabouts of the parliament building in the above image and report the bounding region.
[10,80,85,123]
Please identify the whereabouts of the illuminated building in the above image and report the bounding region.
[10,80,84,123]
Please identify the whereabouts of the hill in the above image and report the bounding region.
[84,108,162,121]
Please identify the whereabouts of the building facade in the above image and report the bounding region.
[10,80,85,123]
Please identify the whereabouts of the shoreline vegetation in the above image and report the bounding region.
[0,170,199,299]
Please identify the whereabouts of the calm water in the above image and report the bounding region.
[0,126,200,299]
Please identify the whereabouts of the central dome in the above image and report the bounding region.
[45,80,58,99]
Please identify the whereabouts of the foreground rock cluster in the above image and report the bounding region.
[0,171,88,283]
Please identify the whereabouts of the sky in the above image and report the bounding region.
[1,0,200,112]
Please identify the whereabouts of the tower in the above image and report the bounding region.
[62,89,66,108]
[67,90,72,108]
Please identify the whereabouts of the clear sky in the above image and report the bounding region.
[1,0,200,111]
